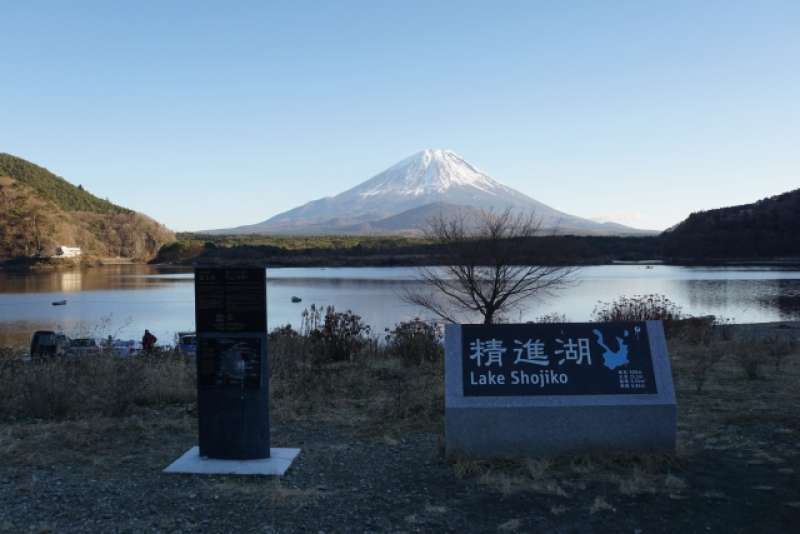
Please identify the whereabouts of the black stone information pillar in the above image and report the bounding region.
[195,267,269,460]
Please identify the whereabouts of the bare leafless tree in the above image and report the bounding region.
[404,208,575,324]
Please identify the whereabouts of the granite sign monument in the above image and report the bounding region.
[445,321,676,457]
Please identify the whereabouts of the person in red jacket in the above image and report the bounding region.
[142,329,157,352]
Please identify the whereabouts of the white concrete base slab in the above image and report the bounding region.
[163,447,300,476]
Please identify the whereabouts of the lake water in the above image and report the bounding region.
[1,265,799,346]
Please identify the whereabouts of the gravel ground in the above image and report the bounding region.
[1,411,798,533]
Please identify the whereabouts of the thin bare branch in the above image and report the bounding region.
[402,207,574,324]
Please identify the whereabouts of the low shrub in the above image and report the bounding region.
[672,316,739,392]
[385,319,443,366]
[533,313,568,324]
[728,334,798,380]
[592,294,683,324]
[714,316,737,341]
[682,343,726,392]
[300,305,372,363]
[671,316,715,344]
[320,306,372,362]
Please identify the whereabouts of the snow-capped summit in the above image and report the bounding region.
[355,149,500,197]
[209,149,649,236]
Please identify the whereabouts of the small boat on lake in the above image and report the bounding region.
[291,296,302,303]
[51,300,67,306]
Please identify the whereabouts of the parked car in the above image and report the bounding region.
[30,330,70,359]
[99,336,140,357]
[175,331,196,358]
[66,338,101,358]
[110,339,141,357]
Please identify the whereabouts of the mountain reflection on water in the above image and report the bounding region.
[1,265,799,347]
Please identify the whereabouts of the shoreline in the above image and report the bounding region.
[2,254,800,272]
[0,256,138,272]
[151,257,800,269]
[3,321,798,353]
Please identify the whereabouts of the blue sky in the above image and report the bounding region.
[1,0,798,231]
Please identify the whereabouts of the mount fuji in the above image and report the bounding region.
[211,149,648,236]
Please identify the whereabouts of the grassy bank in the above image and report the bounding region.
[1,317,796,430]
[0,316,444,428]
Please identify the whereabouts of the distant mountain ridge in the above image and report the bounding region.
[211,149,651,236]
[0,153,174,261]
[662,188,800,258]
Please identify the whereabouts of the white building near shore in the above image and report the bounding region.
[55,246,82,258]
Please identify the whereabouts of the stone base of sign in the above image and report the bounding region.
[446,404,676,458]
[163,447,300,476]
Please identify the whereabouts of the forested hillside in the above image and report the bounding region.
[0,154,174,261]
[662,189,800,259]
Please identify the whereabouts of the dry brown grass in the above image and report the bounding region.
[0,352,195,420]
[203,477,325,508]
[455,451,685,500]
[268,330,443,433]
[0,410,194,471]
[2,321,795,460]
[0,324,444,434]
